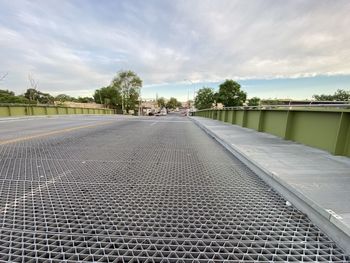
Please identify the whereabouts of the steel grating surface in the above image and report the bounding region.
[0,116,348,263]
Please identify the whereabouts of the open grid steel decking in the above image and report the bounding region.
[0,116,348,262]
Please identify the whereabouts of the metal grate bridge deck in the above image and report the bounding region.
[0,116,348,262]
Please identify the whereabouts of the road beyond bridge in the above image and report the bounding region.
[0,114,348,262]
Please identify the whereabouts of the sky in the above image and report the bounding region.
[0,0,349,101]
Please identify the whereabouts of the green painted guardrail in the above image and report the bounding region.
[0,104,115,117]
[194,107,350,157]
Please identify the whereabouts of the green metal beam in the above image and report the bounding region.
[195,108,350,157]
[0,105,114,117]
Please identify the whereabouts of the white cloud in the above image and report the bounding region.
[0,0,349,97]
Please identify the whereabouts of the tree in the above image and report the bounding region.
[313,89,350,101]
[77,97,94,103]
[24,88,54,104]
[216,80,247,107]
[0,89,14,96]
[93,86,122,108]
[194,87,215,110]
[37,92,54,104]
[0,89,31,104]
[157,97,166,108]
[248,97,261,106]
[55,94,77,102]
[24,88,37,101]
[166,97,181,109]
[111,70,142,112]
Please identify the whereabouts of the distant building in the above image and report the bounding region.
[141,99,159,115]
[181,100,193,109]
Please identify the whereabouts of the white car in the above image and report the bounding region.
[160,108,167,116]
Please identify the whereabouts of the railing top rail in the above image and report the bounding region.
[194,103,350,112]
[0,103,113,110]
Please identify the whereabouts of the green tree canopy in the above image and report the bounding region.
[166,97,181,109]
[111,70,142,112]
[0,89,14,97]
[313,89,350,101]
[0,89,31,104]
[77,97,94,103]
[216,80,247,107]
[93,86,122,109]
[194,87,214,110]
[55,94,77,102]
[248,97,261,106]
[157,97,166,108]
[24,88,54,104]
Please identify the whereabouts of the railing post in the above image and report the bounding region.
[231,110,236,124]
[242,110,247,127]
[333,112,350,155]
[257,110,264,132]
[221,110,225,122]
[224,110,228,122]
[283,110,294,140]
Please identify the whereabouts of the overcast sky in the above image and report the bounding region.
[0,0,349,101]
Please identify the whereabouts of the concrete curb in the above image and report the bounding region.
[191,117,350,254]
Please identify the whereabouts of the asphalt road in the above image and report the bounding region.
[0,114,348,262]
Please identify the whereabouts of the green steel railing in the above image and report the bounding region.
[0,104,115,117]
[193,105,350,157]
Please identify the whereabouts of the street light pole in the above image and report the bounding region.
[184,79,194,116]
[138,86,142,116]
[184,79,193,109]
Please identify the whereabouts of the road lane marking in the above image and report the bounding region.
[150,122,158,126]
[0,121,114,146]
[0,117,60,123]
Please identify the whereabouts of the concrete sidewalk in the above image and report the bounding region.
[191,116,350,253]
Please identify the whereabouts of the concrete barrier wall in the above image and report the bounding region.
[194,108,350,157]
[0,105,115,118]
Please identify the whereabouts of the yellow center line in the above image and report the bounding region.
[0,121,114,145]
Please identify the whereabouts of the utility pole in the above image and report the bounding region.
[184,79,193,116]
[138,86,142,116]
[187,87,190,108]
[184,79,193,110]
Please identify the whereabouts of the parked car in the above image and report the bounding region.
[160,107,167,116]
